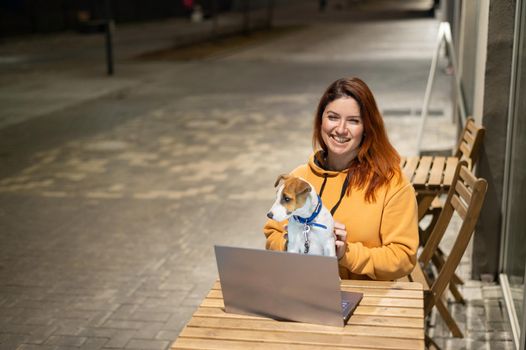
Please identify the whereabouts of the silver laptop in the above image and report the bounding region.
[214,245,363,327]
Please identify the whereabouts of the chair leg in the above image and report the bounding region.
[436,248,464,285]
[431,252,465,304]
[420,206,441,245]
[425,334,442,350]
[448,281,466,305]
[435,298,463,338]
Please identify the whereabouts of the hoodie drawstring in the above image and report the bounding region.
[318,174,350,216]
[319,174,328,197]
[330,176,350,216]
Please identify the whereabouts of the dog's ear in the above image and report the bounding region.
[274,174,290,188]
[295,179,312,196]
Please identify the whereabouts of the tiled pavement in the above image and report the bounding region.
[0,1,515,349]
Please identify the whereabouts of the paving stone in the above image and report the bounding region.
[124,339,169,350]
[132,323,166,339]
[129,311,171,323]
[482,286,504,299]
[45,335,87,347]
[487,340,516,350]
[162,308,197,331]
[16,345,63,350]
[1,323,42,335]
[11,313,56,327]
[87,311,114,327]
[101,320,150,330]
[78,328,117,339]
[155,330,181,342]
[25,325,59,344]
[102,330,136,348]
[462,286,483,300]
[466,313,486,331]
[0,307,22,317]
[485,303,506,322]
[0,333,29,349]
[109,305,140,320]
[469,330,514,341]
[80,337,109,350]
[444,338,488,350]
[52,325,85,337]
[486,321,511,332]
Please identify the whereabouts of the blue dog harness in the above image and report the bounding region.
[292,195,327,254]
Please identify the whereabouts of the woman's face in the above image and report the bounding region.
[321,97,364,167]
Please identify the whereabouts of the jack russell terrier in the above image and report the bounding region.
[267,174,335,256]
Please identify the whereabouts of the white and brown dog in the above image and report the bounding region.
[267,174,335,256]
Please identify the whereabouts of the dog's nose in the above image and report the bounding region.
[266,212,273,219]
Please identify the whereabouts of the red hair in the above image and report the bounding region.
[312,77,401,202]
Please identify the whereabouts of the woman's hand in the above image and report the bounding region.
[333,221,347,260]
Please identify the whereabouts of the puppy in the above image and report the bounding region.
[267,174,335,256]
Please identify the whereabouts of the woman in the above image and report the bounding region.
[264,77,418,280]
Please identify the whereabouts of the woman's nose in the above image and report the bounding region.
[336,120,347,134]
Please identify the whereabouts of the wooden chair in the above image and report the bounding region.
[421,117,485,239]
[403,161,488,342]
[420,117,485,303]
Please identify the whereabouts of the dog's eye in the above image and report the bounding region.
[282,195,291,202]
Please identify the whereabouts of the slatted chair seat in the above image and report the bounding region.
[400,161,488,347]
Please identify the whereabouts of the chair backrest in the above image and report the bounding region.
[454,117,485,167]
[418,161,488,315]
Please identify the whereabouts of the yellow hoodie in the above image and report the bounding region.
[264,152,418,280]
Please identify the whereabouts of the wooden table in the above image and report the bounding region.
[171,279,424,350]
[401,156,459,220]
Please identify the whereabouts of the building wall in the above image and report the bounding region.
[472,0,517,280]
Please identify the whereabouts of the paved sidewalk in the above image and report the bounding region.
[0,1,514,349]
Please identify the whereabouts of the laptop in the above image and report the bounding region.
[214,245,363,327]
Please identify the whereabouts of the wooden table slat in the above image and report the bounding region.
[212,280,424,292]
[173,337,373,350]
[412,156,432,186]
[401,156,419,181]
[443,157,459,185]
[208,289,422,304]
[353,305,423,318]
[340,280,423,291]
[187,316,424,339]
[201,295,423,310]
[179,327,424,350]
[192,307,424,329]
[427,157,446,186]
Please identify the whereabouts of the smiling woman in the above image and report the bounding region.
[264,77,419,281]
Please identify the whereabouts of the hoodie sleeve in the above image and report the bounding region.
[263,218,288,251]
[339,181,419,280]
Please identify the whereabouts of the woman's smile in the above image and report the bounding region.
[330,135,351,144]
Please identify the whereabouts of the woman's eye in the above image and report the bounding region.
[347,118,360,124]
[328,116,339,121]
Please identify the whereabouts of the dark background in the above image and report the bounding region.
[0,0,235,37]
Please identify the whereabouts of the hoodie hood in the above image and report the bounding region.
[308,151,350,177]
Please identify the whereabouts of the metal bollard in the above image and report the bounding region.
[104,20,114,76]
